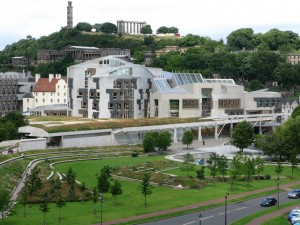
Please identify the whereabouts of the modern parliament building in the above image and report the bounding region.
[67,56,282,119]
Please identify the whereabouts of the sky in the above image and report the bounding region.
[1,0,300,51]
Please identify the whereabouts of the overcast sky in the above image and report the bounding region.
[1,0,300,51]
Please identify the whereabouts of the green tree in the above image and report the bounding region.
[142,132,156,154]
[226,28,255,50]
[39,201,50,225]
[96,165,112,194]
[242,156,256,187]
[110,180,123,206]
[254,156,264,179]
[140,25,152,34]
[24,167,42,207]
[156,131,172,153]
[99,22,117,34]
[75,22,93,32]
[168,26,179,34]
[196,166,206,180]
[182,130,194,149]
[92,187,98,215]
[228,153,243,190]
[207,152,218,181]
[79,182,87,204]
[56,196,66,223]
[0,188,11,224]
[139,172,153,208]
[65,167,76,185]
[217,154,228,182]
[180,153,195,177]
[156,26,169,34]
[20,190,28,217]
[231,121,255,152]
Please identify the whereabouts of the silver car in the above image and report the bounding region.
[288,189,300,199]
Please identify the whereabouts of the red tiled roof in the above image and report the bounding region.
[32,78,59,92]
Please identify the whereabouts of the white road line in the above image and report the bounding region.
[219,211,230,215]
[202,216,214,220]
[182,221,196,225]
[235,207,247,211]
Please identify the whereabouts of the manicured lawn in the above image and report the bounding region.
[6,155,300,225]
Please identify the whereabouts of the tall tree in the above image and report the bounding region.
[0,188,11,224]
[96,165,112,194]
[242,156,256,187]
[110,180,123,206]
[56,196,66,223]
[231,121,254,152]
[39,201,50,225]
[226,28,255,50]
[79,182,87,204]
[65,167,76,185]
[180,153,195,177]
[142,132,156,154]
[156,131,172,153]
[182,130,194,149]
[75,22,93,32]
[24,167,42,207]
[207,152,218,181]
[228,153,243,190]
[216,154,228,182]
[139,172,153,208]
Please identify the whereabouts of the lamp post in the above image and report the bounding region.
[199,213,202,225]
[277,178,279,209]
[225,192,229,225]
[100,192,103,225]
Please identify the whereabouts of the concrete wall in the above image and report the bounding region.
[62,132,112,148]
[20,138,47,151]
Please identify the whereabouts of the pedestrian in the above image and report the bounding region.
[203,140,205,146]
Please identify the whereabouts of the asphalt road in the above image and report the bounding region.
[140,190,295,225]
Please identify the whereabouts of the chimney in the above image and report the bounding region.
[35,74,40,83]
[56,74,61,79]
[49,74,54,82]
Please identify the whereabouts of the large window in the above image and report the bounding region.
[169,99,179,110]
[218,99,240,109]
[182,99,199,109]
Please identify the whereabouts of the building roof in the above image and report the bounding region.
[23,93,34,98]
[173,73,205,86]
[66,45,100,50]
[32,78,59,92]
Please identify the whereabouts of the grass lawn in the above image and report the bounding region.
[5,155,300,225]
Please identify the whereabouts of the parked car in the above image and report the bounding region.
[260,197,277,207]
[288,189,300,199]
[291,215,300,224]
[288,211,300,221]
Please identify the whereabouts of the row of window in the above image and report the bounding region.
[28,99,67,103]
[34,92,66,96]
[218,99,241,109]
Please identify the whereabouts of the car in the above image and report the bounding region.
[288,211,300,221]
[288,189,300,199]
[291,215,300,224]
[260,197,277,207]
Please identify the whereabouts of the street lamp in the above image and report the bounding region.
[277,178,280,209]
[100,192,103,225]
[199,213,202,225]
[225,192,229,225]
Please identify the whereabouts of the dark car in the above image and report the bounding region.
[288,189,300,199]
[260,197,277,207]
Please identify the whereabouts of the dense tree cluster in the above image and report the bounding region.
[1,27,300,90]
[142,131,172,154]
[0,112,28,142]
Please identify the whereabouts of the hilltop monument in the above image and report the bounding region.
[67,1,73,28]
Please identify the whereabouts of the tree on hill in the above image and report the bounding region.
[156,26,169,34]
[99,22,117,34]
[76,22,93,32]
[140,25,153,34]
[231,120,255,152]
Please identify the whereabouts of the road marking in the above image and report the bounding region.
[202,216,213,220]
[219,211,230,215]
[182,221,196,225]
[235,207,247,211]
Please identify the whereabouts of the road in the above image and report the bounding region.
[140,190,295,225]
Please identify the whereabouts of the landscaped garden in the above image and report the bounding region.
[3,153,300,225]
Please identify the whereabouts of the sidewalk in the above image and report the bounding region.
[246,205,294,225]
[96,181,300,225]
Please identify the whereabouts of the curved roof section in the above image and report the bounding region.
[154,78,171,92]
[76,56,155,78]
